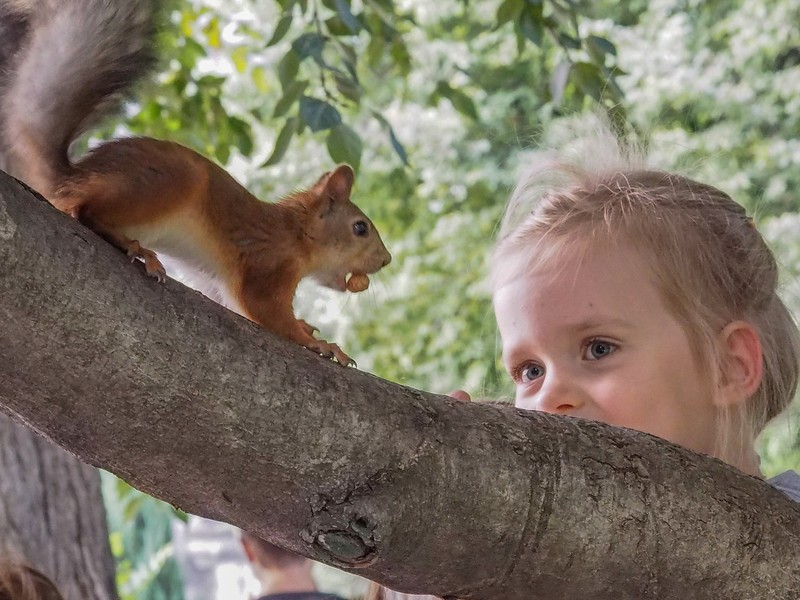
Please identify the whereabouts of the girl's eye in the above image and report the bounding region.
[516,362,545,383]
[584,339,617,361]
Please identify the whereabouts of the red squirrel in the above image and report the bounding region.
[0,0,391,366]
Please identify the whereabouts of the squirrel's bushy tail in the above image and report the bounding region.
[0,0,154,195]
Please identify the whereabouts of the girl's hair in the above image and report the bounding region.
[0,561,64,600]
[492,124,800,454]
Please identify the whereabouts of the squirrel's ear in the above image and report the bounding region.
[310,170,331,191]
[322,164,354,201]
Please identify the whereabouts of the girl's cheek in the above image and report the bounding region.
[514,390,536,411]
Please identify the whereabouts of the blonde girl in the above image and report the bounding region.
[490,126,800,499]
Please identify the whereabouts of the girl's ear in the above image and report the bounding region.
[716,321,763,407]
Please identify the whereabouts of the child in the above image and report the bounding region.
[240,532,346,600]
[488,125,800,500]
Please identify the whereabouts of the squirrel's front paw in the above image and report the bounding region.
[304,339,356,367]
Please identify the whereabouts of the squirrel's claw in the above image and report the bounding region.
[297,319,320,336]
[305,340,355,367]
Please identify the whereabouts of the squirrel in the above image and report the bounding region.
[0,0,391,366]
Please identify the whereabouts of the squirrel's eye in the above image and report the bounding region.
[353,221,369,236]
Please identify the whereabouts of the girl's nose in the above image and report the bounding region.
[532,375,585,415]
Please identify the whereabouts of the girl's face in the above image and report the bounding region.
[493,244,720,456]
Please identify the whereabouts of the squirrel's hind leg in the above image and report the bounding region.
[123,239,167,282]
[78,210,167,282]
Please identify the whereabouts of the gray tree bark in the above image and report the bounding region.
[0,170,798,600]
[0,413,118,600]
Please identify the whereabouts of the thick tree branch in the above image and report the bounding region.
[0,171,798,599]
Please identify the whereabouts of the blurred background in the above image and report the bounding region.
[50,0,800,597]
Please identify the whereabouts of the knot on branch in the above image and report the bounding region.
[316,529,373,563]
[302,515,378,567]
[302,491,379,567]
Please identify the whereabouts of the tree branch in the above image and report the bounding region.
[0,171,798,599]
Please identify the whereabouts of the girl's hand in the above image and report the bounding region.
[447,390,472,402]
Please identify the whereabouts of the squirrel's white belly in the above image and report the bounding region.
[120,216,244,315]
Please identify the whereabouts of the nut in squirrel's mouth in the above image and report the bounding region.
[346,272,370,293]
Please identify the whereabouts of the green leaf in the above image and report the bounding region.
[273,79,308,117]
[599,68,624,101]
[229,117,254,156]
[497,0,524,26]
[262,117,298,167]
[335,0,361,33]
[435,81,479,120]
[267,14,294,47]
[299,96,342,131]
[216,143,230,165]
[292,32,325,61]
[372,110,409,165]
[519,10,544,45]
[372,111,408,166]
[325,16,353,36]
[390,39,412,76]
[388,127,408,165]
[514,24,525,55]
[571,61,604,101]
[338,42,359,81]
[587,35,617,56]
[123,495,144,523]
[334,72,362,104]
[327,123,363,170]
[558,32,581,49]
[367,33,385,69]
[196,74,226,88]
[278,49,300,89]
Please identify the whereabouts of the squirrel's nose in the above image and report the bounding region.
[382,253,392,267]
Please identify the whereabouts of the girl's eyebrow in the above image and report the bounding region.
[566,317,634,334]
[501,317,634,365]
